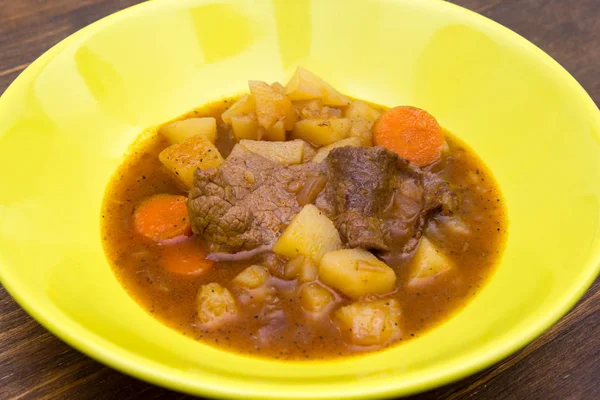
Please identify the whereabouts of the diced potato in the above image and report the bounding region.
[294,99,342,120]
[348,117,374,146]
[197,283,238,326]
[322,106,343,119]
[264,119,286,141]
[299,259,319,282]
[340,101,379,146]
[293,118,352,146]
[343,100,381,123]
[285,67,350,106]
[319,249,396,298]
[298,283,336,314]
[294,99,323,119]
[283,255,318,282]
[273,204,342,262]
[159,117,217,144]
[231,115,259,140]
[239,139,304,164]
[221,94,256,125]
[159,134,224,188]
[249,80,297,130]
[407,237,454,288]
[232,265,270,290]
[311,137,361,163]
[335,299,402,346]
[270,81,286,94]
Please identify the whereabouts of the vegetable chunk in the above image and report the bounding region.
[335,299,402,346]
[344,100,381,146]
[133,194,191,241]
[343,100,381,122]
[160,238,213,276]
[232,265,271,289]
[263,119,286,141]
[159,134,224,188]
[348,117,374,146]
[298,283,336,314]
[159,117,217,144]
[231,115,259,140]
[273,204,342,262]
[373,106,444,167]
[294,99,342,120]
[285,67,350,106]
[293,118,352,146]
[283,255,319,282]
[197,283,238,326]
[221,94,256,125]
[407,237,454,287]
[249,80,296,131]
[319,249,396,298]
[239,139,304,164]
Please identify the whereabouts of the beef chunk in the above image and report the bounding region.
[188,145,324,252]
[188,144,457,257]
[318,146,458,253]
[319,146,397,251]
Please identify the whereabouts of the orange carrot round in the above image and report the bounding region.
[373,106,444,167]
[159,237,213,276]
[133,194,192,241]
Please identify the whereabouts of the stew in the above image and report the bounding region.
[102,68,506,360]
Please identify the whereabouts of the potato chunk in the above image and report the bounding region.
[232,265,270,290]
[319,249,396,298]
[407,237,454,288]
[283,255,319,282]
[221,94,256,125]
[294,99,342,120]
[197,283,238,326]
[293,118,352,146]
[249,80,296,130]
[348,116,374,146]
[159,117,217,144]
[239,139,304,164]
[273,204,342,262]
[264,119,286,141]
[231,115,259,140]
[298,283,336,314]
[343,100,381,122]
[311,137,361,163]
[285,67,350,106]
[270,82,286,94]
[335,299,402,346]
[159,134,224,188]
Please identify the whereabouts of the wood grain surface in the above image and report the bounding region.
[1,0,599,399]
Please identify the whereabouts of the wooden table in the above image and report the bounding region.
[1,1,598,398]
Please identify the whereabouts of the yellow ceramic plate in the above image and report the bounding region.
[1,0,599,398]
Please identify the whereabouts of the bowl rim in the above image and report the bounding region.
[1,0,599,398]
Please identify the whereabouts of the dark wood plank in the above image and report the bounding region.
[456,0,600,107]
[0,0,142,95]
[0,0,598,399]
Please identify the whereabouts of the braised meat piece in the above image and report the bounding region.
[187,145,324,252]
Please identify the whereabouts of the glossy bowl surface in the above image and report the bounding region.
[1,0,599,398]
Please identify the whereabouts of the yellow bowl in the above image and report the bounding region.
[1,0,599,398]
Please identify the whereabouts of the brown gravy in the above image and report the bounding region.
[101,97,506,360]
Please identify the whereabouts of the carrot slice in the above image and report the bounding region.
[373,106,444,167]
[133,194,192,241]
[159,237,213,276]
